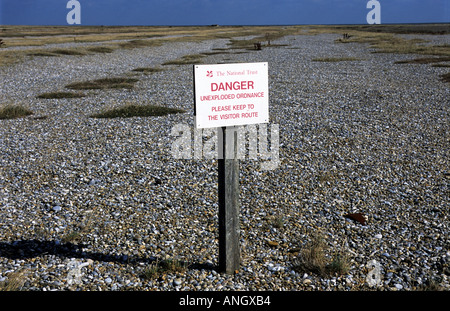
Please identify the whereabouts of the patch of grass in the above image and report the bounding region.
[440,73,450,83]
[28,48,88,57]
[66,77,139,90]
[228,38,260,50]
[0,51,24,65]
[227,27,300,50]
[118,39,163,49]
[312,57,361,62]
[326,24,450,35]
[394,56,450,64]
[132,67,164,73]
[417,278,445,291]
[268,215,284,229]
[50,48,86,56]
[292,234,328,276]
[162,54,206,66]
[37,91,85,99]
[0,104,33,119]
[335,31,450,57]
[432,63,450,68]
[292,234,351,277]
[86,46,114,53]
[141,259,188,280]
[27,51,59,57]
[61,231,82,244]
[327,252,351,276]
[0,269,28,291]
[90,103,185,119]
[201,51,230,56]
[27,46,114,58]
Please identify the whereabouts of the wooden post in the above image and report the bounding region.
[218,126,240,274]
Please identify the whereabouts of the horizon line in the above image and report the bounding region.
[1,22,449,27]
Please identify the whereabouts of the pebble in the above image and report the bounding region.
[173,278,182,287]
[0,30,449,291]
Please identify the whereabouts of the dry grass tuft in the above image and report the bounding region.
[334,31,450,57]
[292,234,329,276]
[292,234,351,277]
[118,39,163,49]
[162,54,206,66]
[0,104,33,120]
[66,77,139,90]
[86,46,115,54]
[440,73,450,83]
[141,258,188,280]
[50,49,86,56]
[90,103,185,119]
[132,67,164,73]
[0,269,28,291]
[394,56,450,64]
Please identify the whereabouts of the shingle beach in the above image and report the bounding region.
[0,27,449,291]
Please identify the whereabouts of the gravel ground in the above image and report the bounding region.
[0,32,449,291]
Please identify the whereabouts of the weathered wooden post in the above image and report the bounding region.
[218,126,240,274]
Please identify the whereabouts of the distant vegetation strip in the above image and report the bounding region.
[1,24,449,67]
[0,104,33,120]
[66,77,139,90]
[90,104,185,119]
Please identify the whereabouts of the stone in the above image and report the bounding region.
[267,241,279,247]
[344,213,368,225]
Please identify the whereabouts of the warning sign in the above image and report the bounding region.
[194,62,269,129]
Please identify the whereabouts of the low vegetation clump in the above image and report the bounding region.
[335,31,450,57]
[37,91,85,99]
[162,54,206,66]
[132,67,164,73]
[0,104,33,119]
[433,63,450,68]
[292,234,350,277]
[66,77,139,90]
[86,46,114,53]
[141,259,188,280]
[90,103,185,118]
[394,56,450,64]
[27,51,60,57]
[0,269,28,291]
[119,39,163,49]
[28,49,86,57]
[440,73,450,83]
[312,57,361,62]
[50,49,86,56]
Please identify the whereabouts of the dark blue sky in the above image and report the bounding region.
[1,0,449,26]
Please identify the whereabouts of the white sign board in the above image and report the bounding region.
[194,62,269,129]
